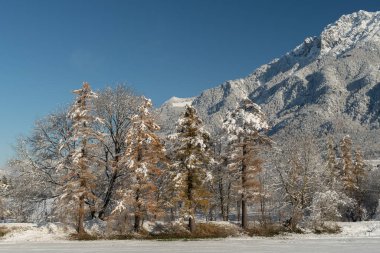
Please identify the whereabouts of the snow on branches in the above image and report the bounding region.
[57,82,104,235]
[170,105,213,232]
[115,97,167,232]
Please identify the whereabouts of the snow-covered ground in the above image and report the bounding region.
[1,222,380,252]
[1,238,380,253]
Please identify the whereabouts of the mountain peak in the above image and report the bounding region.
[320,10,380,55]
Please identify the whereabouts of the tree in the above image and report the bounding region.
[273,130,322,231]
[113,97,167,232]
[223,98,270,230]
[340,135,355,192]
[94,85,142,219]
[57,83,103,235]
[8,109,72,221]
[170,105,212,233]
[326,136,340,190]
[0,176,9,221]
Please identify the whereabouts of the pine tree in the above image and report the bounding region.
[223,98,270,229]
[57,82,103,235]
[170,105,212,233]
[114,97,167,232]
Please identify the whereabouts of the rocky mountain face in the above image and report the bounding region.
[158,10,380,158]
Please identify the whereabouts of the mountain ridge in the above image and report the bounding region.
[158,10,380,158]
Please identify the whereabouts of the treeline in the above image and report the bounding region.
[1,83,379,236]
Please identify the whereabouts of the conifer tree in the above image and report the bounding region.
[57,83,103,235]
[340,135,355,192]
[326,136,340,190]
[223,98,270,229]
[339,136,367,221]
[170,105,212,233]
[353,149,366,188]
[114,97,167,232]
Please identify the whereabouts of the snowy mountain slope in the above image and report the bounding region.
[158,10,380,157]
[157,97,195,134]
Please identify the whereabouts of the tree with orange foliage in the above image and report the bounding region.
[223,98,270,230]
[113,97,167,232]
[57,83,103,235]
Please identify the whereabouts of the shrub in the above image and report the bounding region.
[0,226,10,237]
[246,223,286,237]
[312,222,341,234]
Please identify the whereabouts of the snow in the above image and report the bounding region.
[1,237,380,253]
[2,221,380,242]
[172,101,193,108]
[163,96,195,108]
[2,222,380,252]
[0,223,71,242]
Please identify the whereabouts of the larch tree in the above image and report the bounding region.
[170,105,212,233]
[222,98,270,230]
[57,83,103,235]
[340,135,355,192]
[326,136,340,190]
[113,97,167,232]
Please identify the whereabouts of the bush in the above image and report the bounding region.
[69,232,99,241]
[312,222,341,234]
[246,223,286,237]
[0,226,10,237]
[148,222,241,240]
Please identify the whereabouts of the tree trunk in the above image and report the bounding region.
[99,150,121,220]
[237,200,241,222]
[99,168,118,219]
[134,189,141,232]
[77,194,85,235]
[242,198,248,230]
[187,169,195,233]
[219,178,226,221]
[241,144,248,229]
[134,213,141,232]
[189,216,195,233]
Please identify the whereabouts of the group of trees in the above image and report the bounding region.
[0,83,378,235]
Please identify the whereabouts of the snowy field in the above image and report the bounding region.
[1,238,380,253]
[1,222,380,252]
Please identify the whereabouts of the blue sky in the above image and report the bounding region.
[0,0,379,166]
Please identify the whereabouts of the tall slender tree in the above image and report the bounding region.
[341,135,355,192]
[57,83,103,235]
[171,105,212,233]
[223,98,270,230]
[114,97,167,232]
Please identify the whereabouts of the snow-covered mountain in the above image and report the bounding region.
[157,96,195,134]
[158,10,380,157]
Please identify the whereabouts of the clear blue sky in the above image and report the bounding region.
[0,0,379,167]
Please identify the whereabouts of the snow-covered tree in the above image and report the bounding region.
[340,135,355,192]
[325,136,340,190]
[339,136,368,221]
[273,130,322,231]
[170,105,212,233]
[310,190,353,225]
[0,176,9,221]
[57,83,103,235]
[223,98,270,230]
[8,109,73,221]
[113,97,167,232]
[94,85,142,219]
